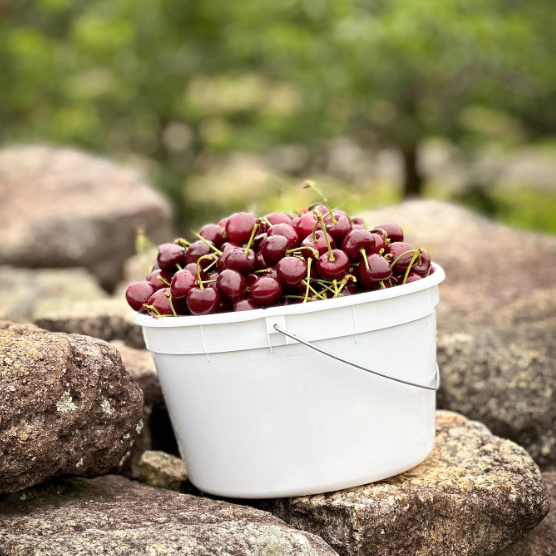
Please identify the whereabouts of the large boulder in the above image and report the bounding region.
[0,145,172,290]
[0,265,107,322]
[265,412,549,556]
[0,475,337,556]
[0,322,144,493]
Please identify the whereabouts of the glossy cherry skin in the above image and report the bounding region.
[324,211,351,242]
[126,282,157,311]
[225,212,257,244]
[234,299,259,312]
[146,269,170,291]
[340,282,360,297]
[146,288,174,315]
[220,248,255,275]
[255,251,267,271]
[245,273,259,288]
[373,221,404,243]
[199,223,224,248]
[260,235,288,266]
[185,240,214,266]
[265,212,292,225]
[186,287,221,315]
[404,272,423,284]
[157,243,186,273]
[357,254,393,289]
[249,276,282,307]
[372,232,387,254]
[352,216,364,226]
[277,256,307,288]
[387,242,416,274]
[301,230,336,257]
[316,249,350,281]
[294,213,318,240]
[267,223,299,249]
[411,250,431,277]
[184,262,206,280]
[170,269,198,300]
[216,242,241,271]
[216,269,246,300]
[341,229,376,261]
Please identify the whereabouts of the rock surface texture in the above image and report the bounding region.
[0,322,144,493]
[0,475,337,556]
[266,412,549,556]
[138,450,188,491]
[497,472,556,556]
[0,145,171,289]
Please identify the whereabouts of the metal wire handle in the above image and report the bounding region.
[273,324,440,391]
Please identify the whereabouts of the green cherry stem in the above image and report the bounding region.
[157,275,171,287]
[370,227,388,238]
[196,255,214,290]
[360,249,369,270]
[204,257,218,272]
[174,238,191,248]
[389,249,419,270]
[244,222,259,255]
[380,281,386,289]
[287,246,319,258]
[315,211,335,261]
[303,258,312,303]
[143,303,160,316]
[175,263,182,270]
[165,292,178,317]
[402,251,420,284]
[301,280,326,300]
[193,232,223,255]
[303,180,336,224]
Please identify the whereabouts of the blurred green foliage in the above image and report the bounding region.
[1,0,555,231]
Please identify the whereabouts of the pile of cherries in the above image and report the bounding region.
[126,183,434,317]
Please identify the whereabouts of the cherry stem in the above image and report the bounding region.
[204,258,218,272]
[301,280,326,300]
[333,279,339,298]
[303,258,312,303]
[143,304,160,316]
[165,292,178,317]
[262,216,272,227]
[157,275,171,287]
[389,248,419,270]
[370,227,388,238]
[360,249,369,270]
[315,211,335,261]
[303,180,336,224]
[193,232,223,255]
[285,295,307,299]
[244,222,259,255]
[174,238,191,247]
[287,246,319,258]
[403,252,420,284]
[175,263,182,270]
[380,281,386,289]
[196,255,214,290]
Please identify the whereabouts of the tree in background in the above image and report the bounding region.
[0,0,555,206]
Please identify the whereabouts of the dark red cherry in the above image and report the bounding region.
[352,216,364,226]
[387,242,416,274]
[217,242,242,271]
[170,269,198,300]
[404,272,423,284]
[219,217,228,227]
[324,211,351,242]
[157,243,186,273]
[184,262,206,280]
[225,212,257,244]
[341,229,376,261]
[199,223,224,248]
[373,221,404,243]
[186,287,221,315]
[185,240,214,267]
[411,250,431,277]
[301,230,336,257]
[249,276,282,307]
[126,282,157,311]
[245,273,259,288]
[267,223,299,249]
[277,257,307,288]
[260,235,288,266]
[216,269,246,300]
[372,233,387,254]
[312,204,329,217]
[357,253,393,289]
[316,249,350,281]
[218,297,234,313]
[427,265,436,276]
[234,299,258,312]
[255,251,267,271]
[294,213,318,240]
[146,269,170,291]
[265,212,292,225]
[220,248,255,275]
[146,288,174,315]
[351,224,366,230]
[340,282,360,297]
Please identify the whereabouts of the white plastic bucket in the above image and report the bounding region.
[135,264,445,499]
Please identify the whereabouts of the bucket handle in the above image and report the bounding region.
[273,324,440,392]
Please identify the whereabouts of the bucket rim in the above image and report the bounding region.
[134,263,445,328]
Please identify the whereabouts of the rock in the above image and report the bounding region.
[0,145,172,290]
[265,412,549,556]
[0,322,144,493]
[111,342,163,406]
[0,265,107,323]
[497,472,556,556]
[34,298,145,349]
[138,450,188,491]
[0,475,337,556]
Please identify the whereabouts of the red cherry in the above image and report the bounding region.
[277,257,307,288]
[145,288,174,315]
[294,213,318,240]
[373,222,404,243]
[255,251,267,271]
[199,224,224,248]
[245,273,260,288]
[225,212,257,244]
[146,269,170,291]
[301,230,336,257]
[249,276,282,307]
[387,242,416,274]
[372,233,387,254]
[339,282,360,297]
[234,299,259,312]
[186,287,221,315]
[219,217,228,227]
[350,224,366,230]
[126,282,157,311]
[216,269,246,300]
[404,272,423,284]
[352,216,364,226]
[170,269,198,300]
[157,243,186,273]
[357,254,393,289]
[267,223,299,249]
[220,248,255,275]
[185,240,214,267]
[260,235,288,266]
[324,211,351,242]
[265,212,292,225]
[217,242,241,271]
[411,250,431,277]
[341,229,375,261]
[316,249,350,281]
[184,262,207,280]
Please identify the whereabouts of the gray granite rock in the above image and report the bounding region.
[0,322,144,493]
[0,475,337,555]
[138,450,188,491]
[265,411,549,556]
[0,265,107,322]
[0,145,172,290]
